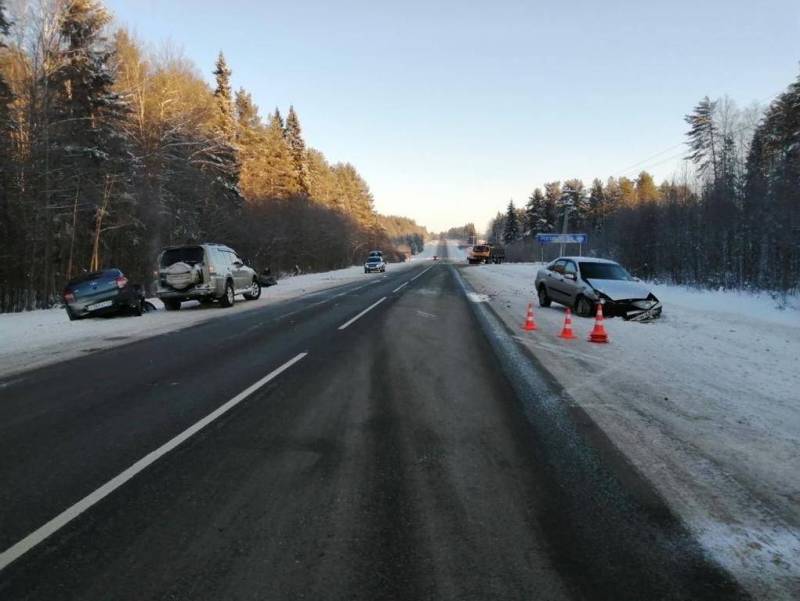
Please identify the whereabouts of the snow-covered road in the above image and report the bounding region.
[459,253,800,600]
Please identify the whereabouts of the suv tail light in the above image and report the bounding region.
[64,291,75,303]
[115,276,128,289]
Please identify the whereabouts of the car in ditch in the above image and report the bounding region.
[364,255,386,273]
[62,268,146,321]
[156,243,261,310]
[535,256,662,320]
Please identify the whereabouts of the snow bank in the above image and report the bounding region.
[0,261,416,378]
[461,262,800,600]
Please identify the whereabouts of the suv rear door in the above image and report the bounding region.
[227,249,250,291]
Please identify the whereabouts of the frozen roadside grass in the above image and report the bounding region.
[461,262,800,600]
[0,260,422,378]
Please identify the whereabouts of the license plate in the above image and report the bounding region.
[87,300,113,311]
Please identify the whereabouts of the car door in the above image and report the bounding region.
[561,260,580,304]
[545,260,569,301]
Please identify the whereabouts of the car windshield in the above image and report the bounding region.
[367,257,381,263]
[160,247,204,267]
[473,245,488,252]
[579,262,632,281]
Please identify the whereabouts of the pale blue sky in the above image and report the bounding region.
[106,0,800,232]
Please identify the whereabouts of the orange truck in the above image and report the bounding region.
[468,244,505,264]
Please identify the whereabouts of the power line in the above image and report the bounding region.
[613,88,785,178]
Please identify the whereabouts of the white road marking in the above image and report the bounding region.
[0,352,308,572]
[337,297,387,330]
[393,281,409,293]
[410,265,434,282]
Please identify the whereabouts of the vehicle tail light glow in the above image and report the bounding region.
[115,276,128,289]
[64,291,75,303]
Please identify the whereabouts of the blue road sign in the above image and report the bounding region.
[535,233,588,245]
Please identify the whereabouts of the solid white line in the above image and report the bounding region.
[337,297,387,330]
[0,352,308,572]
[392,281,409,293]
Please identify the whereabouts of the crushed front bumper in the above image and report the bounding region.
[600,299,663,321]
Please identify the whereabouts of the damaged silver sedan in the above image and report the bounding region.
[535,257,662,320]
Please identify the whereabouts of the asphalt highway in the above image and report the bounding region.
[0,244,749,600]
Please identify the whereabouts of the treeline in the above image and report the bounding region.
[0,0,425,312]
[442,223,477,241]
[486,70,799,292]
[378,215,427,255]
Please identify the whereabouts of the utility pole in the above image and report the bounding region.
[559,205,571,256]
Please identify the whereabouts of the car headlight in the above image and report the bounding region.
[632,299,656,309]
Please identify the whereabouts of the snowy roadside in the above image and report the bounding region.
[0,260,423,379]
[459,258,800,600]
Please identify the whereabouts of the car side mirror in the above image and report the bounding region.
[565,273,576,281]
[232,260,243,267]
[632,276,641,282]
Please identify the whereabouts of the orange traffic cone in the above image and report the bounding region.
[588,301,610,343]
[558,308,577,339]
[523,303,537,331]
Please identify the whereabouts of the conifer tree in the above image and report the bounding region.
[51,0,131,278]
[558,179,587,229]
[284,105,308,193]
[503,199,520,243]
[213,52,235,140]
[257,111,301,199]
[685,96,719,180]
[588,179,605,232]
[635,171,660,204]
[543,182,561,232]
[525,188,546,235]
[273,107,285,131]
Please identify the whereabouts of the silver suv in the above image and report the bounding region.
[156,243,261,311]
[535,256,662,320]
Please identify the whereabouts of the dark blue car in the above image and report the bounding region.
[62,269,145,321]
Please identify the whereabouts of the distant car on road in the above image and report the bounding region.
[364,256,386,273]
[535,257,662,320]
[156,243,261,311]
[62,269,145,321]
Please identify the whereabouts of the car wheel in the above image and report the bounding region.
[164,299,181,311]
[575,295,594,317]
[538,285,552,308]
[243,278,261,300]
[219,281,235,308]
